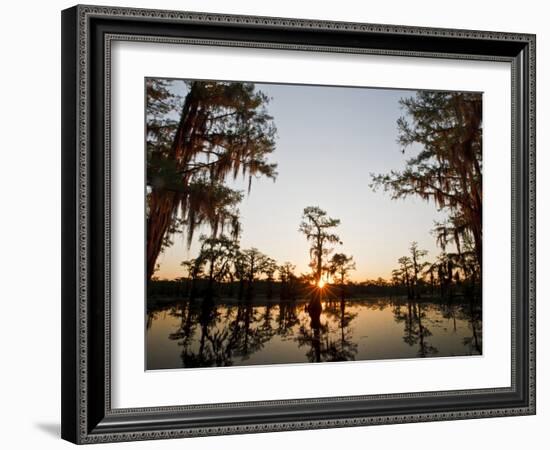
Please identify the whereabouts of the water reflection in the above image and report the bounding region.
[297,298,358,363]
[147,296,482,370]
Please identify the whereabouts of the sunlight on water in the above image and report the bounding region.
[146,297,481,370]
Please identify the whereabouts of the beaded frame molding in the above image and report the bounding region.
[61,4,536,444]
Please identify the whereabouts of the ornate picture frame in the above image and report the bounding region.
[61,5,535,444]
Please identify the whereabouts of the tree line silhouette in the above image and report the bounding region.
[149,205,356,303]
[372,91,482,300]
[390,240,480,301]
[147,81,482,306]
[146,79,277,281]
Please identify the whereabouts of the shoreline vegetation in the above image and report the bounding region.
[148,279,480,307]
[147,293,480,315]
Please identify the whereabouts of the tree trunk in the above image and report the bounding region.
[147,189,180,281]
[316,238,323,285]
[146,85,203,282]
[238,279,245,300]
[472,224,482,273]
[206,258,215,299]
[308,294,322,363]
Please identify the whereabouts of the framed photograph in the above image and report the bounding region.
[61,5,536,444]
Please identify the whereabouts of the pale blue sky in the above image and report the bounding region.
[154,80,448,281]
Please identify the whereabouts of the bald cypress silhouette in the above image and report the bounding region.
[146,80,277,281]
[371,91,482,273]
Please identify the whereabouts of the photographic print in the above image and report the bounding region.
[145,78,483,370]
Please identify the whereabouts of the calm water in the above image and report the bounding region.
[146,297,482,370]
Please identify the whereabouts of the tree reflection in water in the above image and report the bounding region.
[392,300,437,357]
[164,298,276,367]
[277,301,300,337]
[392,297,482,357]
[147,295,482,369]
[296,295,358,363]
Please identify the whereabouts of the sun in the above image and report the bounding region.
[317,279,326,289]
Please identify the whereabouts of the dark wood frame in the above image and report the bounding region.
[61,4,536,444]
